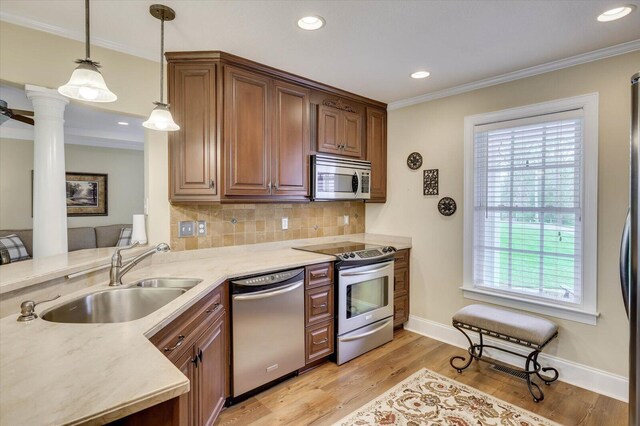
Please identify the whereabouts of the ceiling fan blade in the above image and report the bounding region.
[12,109,34,116]
[12,115,34,126]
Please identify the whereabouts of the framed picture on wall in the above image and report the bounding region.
[65,172,108,216]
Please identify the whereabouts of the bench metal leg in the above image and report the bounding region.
[449,323,481,372]
[449,323,559,403]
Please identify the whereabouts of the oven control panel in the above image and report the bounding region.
[338,246,396,261]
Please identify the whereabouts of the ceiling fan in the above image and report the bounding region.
[0,99,34,126]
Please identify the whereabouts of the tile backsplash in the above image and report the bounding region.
[170,202,365,251]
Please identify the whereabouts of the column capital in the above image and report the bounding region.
[25,84,69,105]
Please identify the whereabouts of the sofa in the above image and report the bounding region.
[0,224,131,258]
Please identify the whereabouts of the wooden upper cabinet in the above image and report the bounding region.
[316,99,364,159]
[223,66,271,196]
[366,107,387,202]
[166,52,386,203]
[342,111,363,158]
[272,80,310,197]
[317,105,342,155]
[168,63,217,202]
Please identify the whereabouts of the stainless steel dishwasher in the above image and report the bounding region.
[231,268,305,397]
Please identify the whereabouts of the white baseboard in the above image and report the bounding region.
[404,314,629,402]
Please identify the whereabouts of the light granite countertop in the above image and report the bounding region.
[0,234,410,425]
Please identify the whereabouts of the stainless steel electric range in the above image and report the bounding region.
[294,241,396,364]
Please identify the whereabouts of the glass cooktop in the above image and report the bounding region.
[293,241,383,256]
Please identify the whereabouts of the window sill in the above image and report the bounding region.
[460,286,600,325]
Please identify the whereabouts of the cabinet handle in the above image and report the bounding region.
[192,355,198,367]
[164,335,185,352]
[313,303,327,309]
[206,302,221,314]
[314,338,328,345]
[198,348,203,363]
[210,180,215,189]
[311,271,328,279]
[268,182,272,191]
[274,183,278,190]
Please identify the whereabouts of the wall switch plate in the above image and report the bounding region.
[197,220,207,236]
[282,217,289,230]
[179,221,195,238]
[343,215,350,225]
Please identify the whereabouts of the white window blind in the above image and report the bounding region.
[472,109,584,304]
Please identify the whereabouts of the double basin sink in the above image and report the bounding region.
[41,278,202,324]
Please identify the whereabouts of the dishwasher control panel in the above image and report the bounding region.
[231,268,304,288]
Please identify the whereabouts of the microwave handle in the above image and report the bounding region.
[352,171,360,197]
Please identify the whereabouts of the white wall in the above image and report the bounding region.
[0,138,143,229]
[367,51,640,377]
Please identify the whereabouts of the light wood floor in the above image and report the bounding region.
[216,329,628,425]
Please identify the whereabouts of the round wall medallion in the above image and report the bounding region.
[407,152,423,170]
[438,197,457,216]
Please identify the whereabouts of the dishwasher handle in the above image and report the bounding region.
[233,281,303,301]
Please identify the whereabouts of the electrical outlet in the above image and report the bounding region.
[343,215,350,225]
[282,217,289,230]
[178,221,195,237]
[197,220,207,236]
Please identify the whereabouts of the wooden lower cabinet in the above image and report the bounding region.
[305,320,334,363]
[393,249,410,328]
[116,284,229,426]
[196,315,227,426]
[303,262,335,368]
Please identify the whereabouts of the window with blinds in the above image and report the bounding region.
[472,110,584,304]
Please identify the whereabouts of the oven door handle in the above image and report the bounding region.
[233,281,302,301]
[339,319,393,342]
[341,264,393,276]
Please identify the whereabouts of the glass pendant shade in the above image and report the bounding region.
[58,61,117,103]
[143,103,179,131]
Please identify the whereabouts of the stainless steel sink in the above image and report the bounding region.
[41,287,186,324]
[135,277,202,289]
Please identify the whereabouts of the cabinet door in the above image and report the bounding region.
[168,63,217,201]
[223,66,271,196]
[196,314,227,426]
[366,108,387,202]
[174,347,198,426]
[272,81,310,196]
[341,110,363,158]
[317,105,342,155]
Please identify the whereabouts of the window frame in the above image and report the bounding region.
[462,93,600,325]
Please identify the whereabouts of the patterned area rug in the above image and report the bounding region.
[332,368,560,426]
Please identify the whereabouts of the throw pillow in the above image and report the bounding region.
[0,234,30,263]
[116,227,133,247]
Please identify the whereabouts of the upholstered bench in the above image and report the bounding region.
[450,304,559,402]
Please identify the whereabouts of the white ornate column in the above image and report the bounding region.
[25,85,69,258]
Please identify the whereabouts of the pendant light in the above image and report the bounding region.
[58,0,117,102]
[143,4,179,131]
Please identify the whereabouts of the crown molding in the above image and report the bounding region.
[388,39,640,111]
[0,11,158,62]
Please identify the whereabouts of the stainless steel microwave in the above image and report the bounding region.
[311,154,371,200]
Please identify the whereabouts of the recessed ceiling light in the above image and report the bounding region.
[597,5,635,22]
[297,16,325,30]
[411,71,431,79]
[117,121,129,126]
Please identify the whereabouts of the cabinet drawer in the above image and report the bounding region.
[150,284,226,361]
[305,285,333,326]
[305,262,333,289]
[394,249,409,268]
[305,320,334,363]
[393,295,409,328]
[394,267,409,296]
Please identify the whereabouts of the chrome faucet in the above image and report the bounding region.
[109,242,171,286]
